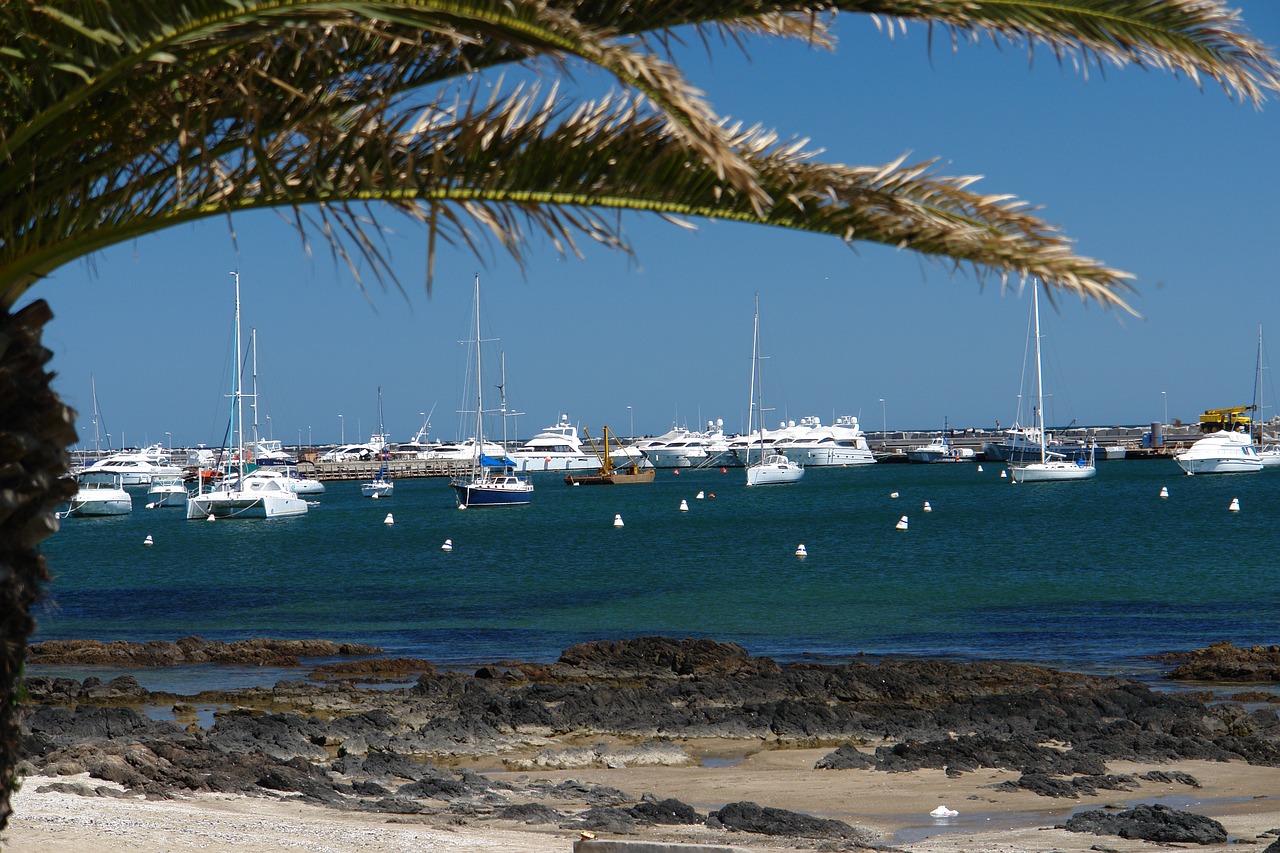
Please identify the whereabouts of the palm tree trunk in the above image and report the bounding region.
[0,300,77,830]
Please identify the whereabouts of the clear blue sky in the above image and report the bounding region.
[23,3,1280,450]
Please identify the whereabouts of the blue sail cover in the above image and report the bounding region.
[479,455,515,468]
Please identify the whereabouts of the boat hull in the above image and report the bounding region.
[145,486,188,507]
[746,459,805,486]
[453,482,533,507]
[564,468,656,485]
[1009,462,1097,483]
[361,481,394,498]
[186,491,308,519]
[1176,457,1263,475]
[69,496,132,516]
[779,447,875,467]
[508,454,600,473]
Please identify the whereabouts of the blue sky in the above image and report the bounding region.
[24,3,1280,450]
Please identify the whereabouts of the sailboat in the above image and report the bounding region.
[745,294,804,486]
[1253,325,1280,468]
[450,275,533,508]
[186,272,309,519]
[565,426,656,485]
[1009,283,1096,483]
[361,387,394,497]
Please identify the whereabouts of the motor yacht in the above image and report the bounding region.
[775,416,876,467]
[507,414,599,473]
[66,472,132,516]
[1175,429,1262,475]
[80,443,183,485]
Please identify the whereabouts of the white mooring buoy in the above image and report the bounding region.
[1229,497,1241,512]
[890,491,900,499]
[795,543,807,558]
[613,513,624,528]
[896,515,909,531]
[384,513,394,525]
[999,469,1007,479]
[143,534,154,546]
[441,539,453,551]
[923,501,932,512]
[977,465,983,472]
[696,490,705,499]
[679,499,689,512]
[1159,486,1169,498]
[206,514,216,522]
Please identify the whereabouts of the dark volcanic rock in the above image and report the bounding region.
[1064,803,1228,844]
[29,636,381,667]
[496,802,564,824]
[630,794,703,824]
[1162,641,1280,682]
[814,743,876,770]
[708,801,864,840]
[556,637,780,678]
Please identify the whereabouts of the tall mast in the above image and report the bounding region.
[1032,283,1046,463]
[232,270,244,479]
[749,293,760,460]
[250,327,259,448]
[474,274,484,467]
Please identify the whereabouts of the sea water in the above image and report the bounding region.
[31,462,1280,690]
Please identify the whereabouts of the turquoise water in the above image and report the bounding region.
[32,462,1280,685]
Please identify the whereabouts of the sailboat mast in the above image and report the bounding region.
[473,274,484,469]
[232,271,244,479]
[749,293,760,460]
[1032,283,1046,463]
[250,328,259,448]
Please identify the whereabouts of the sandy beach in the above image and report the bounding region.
[7,753,1280,852]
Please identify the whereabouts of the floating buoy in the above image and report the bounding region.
[145,502,157,509]
[383,513,394,525]
[1229,497,1241,512]
[206,514,216,522]
[720,467,727,474]
[143,534,154,546]
[890,491,899,499]
[708,493,715,498]
[613,513,624,528]
[679,499,689,512]
[923,501,932,512]
[977,465,983,472]
[441,539,453,552]
[999,469,1007,478]
[696,491,705,500]
[1159,486,1169,498]
[673,469,680,476]
[896,515,909,531]
[929,805,959,818]
[795,543,807,558]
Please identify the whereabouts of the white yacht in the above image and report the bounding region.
[1175,429,1262,475]
[728,419,811,467]
[906,435,976,463]
[238,466,325,495]
[507,414,599,473]
[775,416,876,467]
[80,443,183,486]
[145,475,188,508]
[66,472,132,516]
[641,421,728,469]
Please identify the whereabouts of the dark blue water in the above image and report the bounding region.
[31,462,1280,689]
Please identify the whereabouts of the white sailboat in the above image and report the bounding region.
[1009,284,1096,483]
[745,294,804,486]
[362,387,394,498]
[450,275,533,508]
[1253,325,1280,468]
[186,272,308,520]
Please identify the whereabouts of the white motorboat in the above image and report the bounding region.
[66,472,132,516]
[1175,429,1262,475]
[907,428,976,463]
[1258,442,1280,468]
[730,418,811,467]
[187,272,308,520]
[451,275,533,508]
[145,475,188,508]
[507,414,599,473]
[80,443,183,486]
[744,295,803,487]
[775,416,876,467]
[1009,285,1097,483]
[235,466,325,495]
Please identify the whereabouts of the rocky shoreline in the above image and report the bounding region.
[15,637,1280,850]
